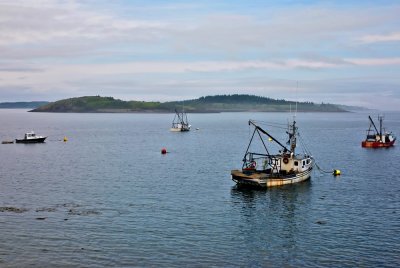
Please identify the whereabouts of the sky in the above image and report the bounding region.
[1,0,400,110]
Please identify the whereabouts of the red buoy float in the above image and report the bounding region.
[161,148,167,154]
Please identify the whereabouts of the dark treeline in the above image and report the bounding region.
[0,101,49,109]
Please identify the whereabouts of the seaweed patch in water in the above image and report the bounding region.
[0,206,29,213]
[35,207,57,212]
[68,209,101,216]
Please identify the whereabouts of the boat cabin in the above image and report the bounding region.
[282,154,313,173]
[25,132,37,139]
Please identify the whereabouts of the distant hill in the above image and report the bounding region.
[30,95,347,113]
[0,101,49,109]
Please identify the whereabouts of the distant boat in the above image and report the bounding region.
[231,119,314,188]
[15,131,47,143]
[362,115,396,148]
[170,109,191,132]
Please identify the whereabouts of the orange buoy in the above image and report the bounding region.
[161,148,167,154]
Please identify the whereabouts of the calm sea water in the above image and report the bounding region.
[0,109,399,267]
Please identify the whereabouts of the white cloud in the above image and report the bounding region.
[347,58,400,66]
[358,32,400,44]
[0,1,166,48]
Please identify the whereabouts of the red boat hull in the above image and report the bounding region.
[361,140,395,148]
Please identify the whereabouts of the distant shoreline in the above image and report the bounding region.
[29,95,351,113]
[28,109,350,113]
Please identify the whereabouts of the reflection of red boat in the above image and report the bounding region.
[362,116,396,148]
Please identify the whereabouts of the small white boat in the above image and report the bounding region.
[15,131,47,143]
[231,119,314,188]
[170,109,191,132]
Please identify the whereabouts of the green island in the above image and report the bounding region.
[30,95,347,113]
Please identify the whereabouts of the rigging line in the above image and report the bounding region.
[263,125,287,130]
[254,120,287,126]
[252,119,287,124]
[252,123,287,130]
[256,128,270,156]
[297,135,308,154]
[244,127,257,158]
[297,133,312,154]
[253,120,287,126]
[298,136,312,156]
[297,138,307,155]
[298,133,311,154]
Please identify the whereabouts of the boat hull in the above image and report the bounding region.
[15,137,47,143]
[170,127,190,132]
[361,140,395,148]
[231,167,313,188]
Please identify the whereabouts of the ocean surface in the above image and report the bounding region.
[0,109,399,267]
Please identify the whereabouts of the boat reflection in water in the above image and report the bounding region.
[229,181,313,264]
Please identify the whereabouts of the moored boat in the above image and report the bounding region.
[361,116,396,148]
[15,131,47,143]
[170,109,191,132]
[231,119,313,188]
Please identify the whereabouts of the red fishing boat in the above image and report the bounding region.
[361,116,396,148]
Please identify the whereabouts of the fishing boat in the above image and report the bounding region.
[15,131,47,143]
[361,115,396,148]
[231,119,314,188]
[170,109,191,132]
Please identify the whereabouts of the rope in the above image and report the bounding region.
[314,162,333,174]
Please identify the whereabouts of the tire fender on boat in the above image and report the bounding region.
[283,157,289,164]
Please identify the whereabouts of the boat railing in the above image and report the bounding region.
[242,152,284,173]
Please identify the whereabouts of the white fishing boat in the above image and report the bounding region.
[15,131,47,143]
[231,119,314,188]
[170,109,191,132]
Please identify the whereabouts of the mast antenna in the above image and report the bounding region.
[295,81,298,118]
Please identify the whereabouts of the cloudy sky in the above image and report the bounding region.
[1,0,400,110]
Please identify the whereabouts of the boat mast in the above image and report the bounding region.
[182,101,187,125]
[289,120,297,154]
[295,81,298,117]
[379,115,383,140]
[288,81,298,154]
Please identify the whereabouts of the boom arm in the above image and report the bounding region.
[248,120,290,152]
[368,116,380,134]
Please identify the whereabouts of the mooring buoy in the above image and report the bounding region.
[333,169,341,176]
